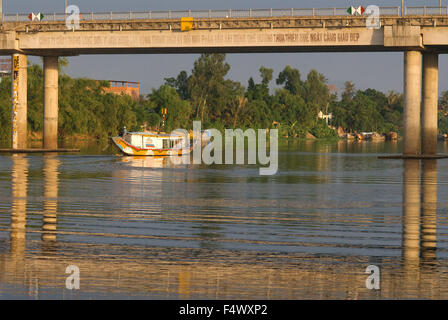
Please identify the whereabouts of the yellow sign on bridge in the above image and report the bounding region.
[180,17,194,32]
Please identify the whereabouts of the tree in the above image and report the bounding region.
[0,76,12,140]
[165,70,190,100]
[276,66,304,96]
[346,93,383,132]
[226,82,247,128]
[149,85,192,131]
[439,90,448,111]
[0,58,419,143]
[272,89,313,130]
[260,66,273,86]
[188,53,230,123]
[246,66,273,103]
[439,112,448,134]
[341,81,355,102]
[304,69,331,117]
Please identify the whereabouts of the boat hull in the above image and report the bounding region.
[112,137,192,156]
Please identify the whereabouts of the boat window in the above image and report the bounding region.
[163,139,176,149]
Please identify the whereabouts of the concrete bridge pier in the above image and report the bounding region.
[422,53,439,155]
[403,51,422,156]
[43,56,59,150]
[11,54,28,149]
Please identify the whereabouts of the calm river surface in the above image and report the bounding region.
[1,140,448,299]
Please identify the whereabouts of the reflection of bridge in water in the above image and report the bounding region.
[1,155,448,299]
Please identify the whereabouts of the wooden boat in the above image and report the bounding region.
[371,133,386,142]
[112,130,193,156]
[359,132,374,140]
[386,132,398,140]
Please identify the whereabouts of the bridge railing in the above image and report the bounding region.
[380,7,402,16]
[405,6,448,15]
[1,6,446,23]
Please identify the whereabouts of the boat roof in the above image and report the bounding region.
[126,131,185,138]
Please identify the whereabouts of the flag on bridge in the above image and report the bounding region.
[347,6,365,16]
[28,12,44,21]
[356,6,366,15]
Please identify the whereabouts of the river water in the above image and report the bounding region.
[1,140,448,299]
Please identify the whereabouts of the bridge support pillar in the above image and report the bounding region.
[422,53,439,155]
[11,54,28,149]
[403,51,422,155]
[43,56,59,149]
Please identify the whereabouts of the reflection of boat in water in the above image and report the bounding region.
[121,156,168,168]
[112,130,192,156]
[120,154,192,168]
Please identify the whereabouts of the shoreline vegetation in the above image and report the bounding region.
[1,53,448,144]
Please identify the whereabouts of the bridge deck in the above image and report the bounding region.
[3,15,448,33]
[0,7,448,55]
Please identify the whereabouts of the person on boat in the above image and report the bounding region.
[119,126,127,137]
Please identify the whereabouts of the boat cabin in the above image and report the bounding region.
[123,132,186,150]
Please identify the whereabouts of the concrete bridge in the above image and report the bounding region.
[2,6,448,155]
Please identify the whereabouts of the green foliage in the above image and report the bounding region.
[330,82,404,134]
[58,76,138,138]
[304,69,332,117]
[149,85,192,131]
[310,120,338,139]
[27,64,44,132]
[188,53,231,124]
[341,81,355,102]
[0,63,140,142]
[164,70,190,100]
[0,77,12,141]
[439,90,448,111]
[2,53,441,143]
[276,65,304,96]
[439,112,448,134]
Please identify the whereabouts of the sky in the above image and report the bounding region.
[2,0,446,95]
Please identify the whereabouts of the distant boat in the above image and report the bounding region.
[386,132,398,140]
[358,132,373,140]
[112,130,193,156]
[371,133,386,141]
